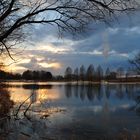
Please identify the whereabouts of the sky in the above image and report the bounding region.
[6,11,140,75]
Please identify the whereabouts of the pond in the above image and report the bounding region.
[0,82,140,140]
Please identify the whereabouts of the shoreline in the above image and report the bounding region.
[0,80,140,85]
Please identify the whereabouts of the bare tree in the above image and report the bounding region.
[0,0,138,58]
[129,52,140,74]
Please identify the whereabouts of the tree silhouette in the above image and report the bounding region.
[22,70,52,80]
[22,70,32,80]
[105,67,110,80]
[129,52,140,74]
[96,65,103,81]
[65,66,73,81]
[86,64,95,82]
[80,65,86,81]
[74,67,79,82]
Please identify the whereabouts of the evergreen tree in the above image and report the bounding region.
[86,64,95,81]
[80,65,86,81]
[65,67,73,81]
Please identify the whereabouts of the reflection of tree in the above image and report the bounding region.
[64,84,140,103]
[95,84,102,101]
[116,84,124,99]
[22,84,52,90]
[86,85,94,101]
[105,85,110,99]
[126,84,135,99]
[73,85,78,98]
[80,84,86,101]
[65,84,72,98]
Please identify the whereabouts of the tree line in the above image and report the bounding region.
[64,64,139,82]
[0,70,53,81]
[0,65,138,82]
[0,51,140,82]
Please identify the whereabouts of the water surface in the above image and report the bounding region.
[0,82,140,140]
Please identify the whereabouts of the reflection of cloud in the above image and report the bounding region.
[10,88,60,104]
[38,89,60,101]
[10,88,31,103]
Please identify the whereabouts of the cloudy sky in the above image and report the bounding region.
[6,11,140,75]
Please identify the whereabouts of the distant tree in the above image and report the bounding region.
[74,67,79,82]
[22,70,32,80]
[0,62,4,71]
[96,65,103,80]
[80,65,86,81]
[13,73,21,80]
[32,71,40,80]
[55,75,64,81]
[86,64,94,82]
[129,53,140,74]
[65,67,73,81]
[109,72,117,80]
[40,71,45,80]
[0,62,5,80]
[105,67,110,79]
[117,67,124,77]
[0,69,22,80]
[22,70,53,81]
[0,70,6,79]
[44,72,53,81]
[126,67,137,77]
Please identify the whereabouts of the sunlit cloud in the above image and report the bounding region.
[39,62,61,69]
[37,44,73,54]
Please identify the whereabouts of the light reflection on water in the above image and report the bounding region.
[0,82,140,139]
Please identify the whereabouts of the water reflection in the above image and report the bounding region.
[64,84,140,102]
[86,85,94,101]
[22,84,52,90]
[65,84,72,98]
[0,84,61,140]
[30,89,37,103]
[0,83,140,139]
